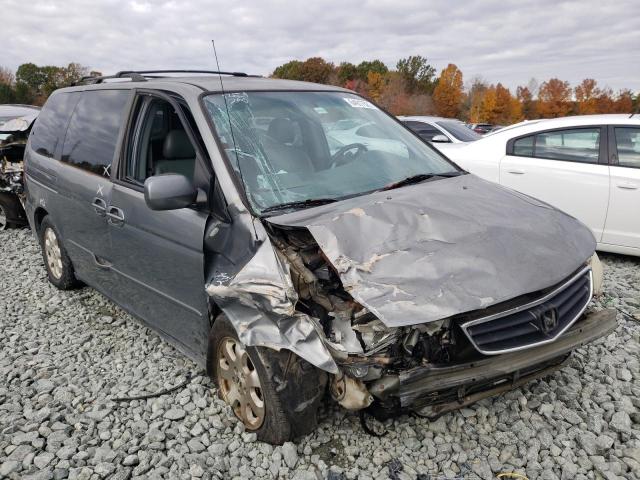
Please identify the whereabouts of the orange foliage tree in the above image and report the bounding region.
[537,78,572,118]
[575,78,601,114]
[268,58,638,120]
[433,64,464,118]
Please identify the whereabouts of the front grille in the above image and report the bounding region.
[461,266,593,355]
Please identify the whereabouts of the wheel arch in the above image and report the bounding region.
[33,206,49,233]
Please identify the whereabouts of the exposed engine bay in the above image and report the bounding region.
[266,224,470,409]
[268,226,463,365]
[0,105,39,227]
[1,133,27,196]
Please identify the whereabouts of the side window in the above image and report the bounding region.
[404,121,441,141]
[615,127,640,168]
[513,135,534,156]
[61,90,130,177]
[30,92,80,158]
[534,128,600,163]
[124,96,196,185]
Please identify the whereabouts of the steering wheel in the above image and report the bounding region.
[330,143,368,168]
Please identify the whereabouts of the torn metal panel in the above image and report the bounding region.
[267,174,596,327]
[205,218,338,373]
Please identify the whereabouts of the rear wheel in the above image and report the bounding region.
[208,314,327,444]
[38,216,81,290]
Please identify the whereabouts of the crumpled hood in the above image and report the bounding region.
[267,174,596,327]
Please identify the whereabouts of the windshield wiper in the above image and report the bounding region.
[381,171,464,191]
[261,198,338,214]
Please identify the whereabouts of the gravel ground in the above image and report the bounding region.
[1,227,639,480]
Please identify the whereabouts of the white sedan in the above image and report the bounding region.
[437,114,640,256]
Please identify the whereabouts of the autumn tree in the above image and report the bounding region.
[492,83,521,124]
[614,89,634,113]
[365,71,385,102]
[575,79,601,114]
[465,78,488,122]
[396,55,437,94]
[537,78,572,118]
[516,85,536,119]
[433,64,464,118]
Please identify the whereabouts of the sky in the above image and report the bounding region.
[2,0,639,92]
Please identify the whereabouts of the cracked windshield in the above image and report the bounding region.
[204,91,458,213]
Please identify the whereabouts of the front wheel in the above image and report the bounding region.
[207,314,327,444]
[0,192,22,230]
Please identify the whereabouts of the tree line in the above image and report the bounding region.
[2,59,637,124]
[272,56,638,124]
[0,63,100,106]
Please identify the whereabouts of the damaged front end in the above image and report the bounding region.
[204,176,616,417]
[0,106,39,226]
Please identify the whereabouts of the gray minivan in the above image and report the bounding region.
[24,70,616,444]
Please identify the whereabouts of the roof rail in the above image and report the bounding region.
[72,69,251,86]
[126,69,249,77]
[73,71,148,86]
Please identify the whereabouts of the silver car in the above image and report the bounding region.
[24,70,615,444]
[400,115,481,144]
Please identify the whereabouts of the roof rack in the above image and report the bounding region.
[73,69,249,86]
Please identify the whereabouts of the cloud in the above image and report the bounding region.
[2,0,639,91]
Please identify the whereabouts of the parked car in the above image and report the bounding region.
[438,114,640,256]
[0,104,40,229]
[24,71,615,444]
[325,119,409,157]
[468,123,495,134]
[400,116,481,144]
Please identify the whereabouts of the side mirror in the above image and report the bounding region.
[144,174,198,211]
[430,134,451,143]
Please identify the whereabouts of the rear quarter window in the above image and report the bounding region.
[61,90,131,177]
[513,135,534,156]
[29,92,80,158]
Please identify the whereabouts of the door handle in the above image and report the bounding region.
[106,206,125,227]
[507,169,525,175]
[617,182,638,190]
[91,197,107,216]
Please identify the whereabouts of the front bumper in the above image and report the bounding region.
[371,309,616,413]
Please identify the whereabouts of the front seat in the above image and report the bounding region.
[263,118,314,173]
[154,130,196,178]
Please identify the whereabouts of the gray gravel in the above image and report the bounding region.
[1,227,639,480]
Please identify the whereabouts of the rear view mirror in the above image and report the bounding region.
[144,174,198,211]
[430,134,450,143]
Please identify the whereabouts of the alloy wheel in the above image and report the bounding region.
[216,337,265,430]
[44,227,63,279]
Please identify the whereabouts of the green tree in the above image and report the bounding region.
[272,60,303,80]
[0,83,16,103]
[355,60,388,80]
[396,55,436,94]
[272,57,334,84]
[336,62,358,85]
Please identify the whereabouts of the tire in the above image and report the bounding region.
[0,192,22,230]
[207,314,327,444]
[38,216,81,290]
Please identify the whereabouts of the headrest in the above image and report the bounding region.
[163,130,195,159]
[267,118,295,144]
